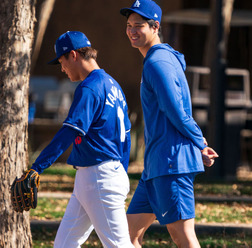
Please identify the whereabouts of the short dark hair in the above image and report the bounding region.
[144,18,162,37]
[63,47,98,61]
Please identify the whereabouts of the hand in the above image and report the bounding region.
[203,137,208,146]
[201,147,219,167]
[10,169,40,212]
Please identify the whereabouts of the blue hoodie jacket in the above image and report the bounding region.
[141,43,206,180]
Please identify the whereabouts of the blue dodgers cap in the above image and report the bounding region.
[120,0,162,23]
[48,31,91,65]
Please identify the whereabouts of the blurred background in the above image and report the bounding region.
[28,0,252,181]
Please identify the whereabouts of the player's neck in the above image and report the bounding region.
[139,37,161,58]
[80,59,100,81]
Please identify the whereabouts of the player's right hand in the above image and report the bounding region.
[201,147,219,167]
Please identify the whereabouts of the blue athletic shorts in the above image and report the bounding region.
[127,173,196,225]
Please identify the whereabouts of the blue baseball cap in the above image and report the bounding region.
[48,31,91,65]
[120,0,162,23]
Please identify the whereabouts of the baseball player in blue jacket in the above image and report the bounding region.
[120,1,219,247]
[31,31,134,248]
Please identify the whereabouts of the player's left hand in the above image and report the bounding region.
[10,169,40,212]
[201,147,219,167]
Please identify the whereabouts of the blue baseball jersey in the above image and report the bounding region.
[63,69,131,167]
[141,44,206,181]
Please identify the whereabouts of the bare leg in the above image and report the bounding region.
[127,213,156,248]
[166,218,200,248]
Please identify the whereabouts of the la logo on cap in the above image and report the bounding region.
[134,0,141,8]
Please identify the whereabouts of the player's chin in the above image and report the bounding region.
[67,75,77,82]
[130,40,140,48]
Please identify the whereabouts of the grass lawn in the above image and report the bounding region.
[34,164,252,223]
[39,164,252,196]
[31,197,252,224]
[31,164,252,247]
[32,227,252,248]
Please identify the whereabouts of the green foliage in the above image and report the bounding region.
[32,229,103,248]
[195,202,252,223]
[30,198,252,224]
[194,182,252,196]
[42,164,76,178]
[30,198,68,220]
[197,234,252,248]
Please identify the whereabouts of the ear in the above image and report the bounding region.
[69,50,78,61]
[153,21,160,33]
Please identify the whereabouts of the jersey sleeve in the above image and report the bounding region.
[121,130,131,172]
[145,60,206,150]
[31,126,79,174]
[124,104,131,132]
[63,86,100,135]
[122,93,131,171]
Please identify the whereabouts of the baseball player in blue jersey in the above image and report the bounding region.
[31,31,134,248]
[120,1,219,247]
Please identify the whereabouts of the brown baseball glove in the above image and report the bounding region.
[10,169,40,212]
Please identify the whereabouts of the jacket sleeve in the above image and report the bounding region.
[31,126,79,174]
[145,60,206,150]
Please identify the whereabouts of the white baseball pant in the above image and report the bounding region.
[54,160,134,248]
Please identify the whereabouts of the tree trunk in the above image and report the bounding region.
[0,0,36,247]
